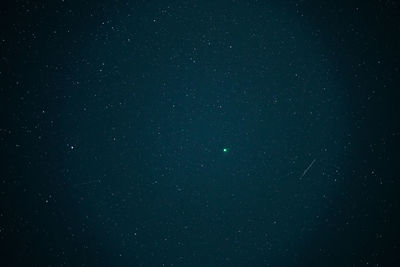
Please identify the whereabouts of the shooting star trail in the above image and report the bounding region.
[299,158,316,180]
[73,179,101,187]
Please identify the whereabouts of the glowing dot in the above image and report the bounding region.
[223,148,229,153]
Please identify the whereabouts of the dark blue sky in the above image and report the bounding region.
[1,0,399,266]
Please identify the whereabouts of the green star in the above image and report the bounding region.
[223,148,229,153]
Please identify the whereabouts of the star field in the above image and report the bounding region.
[1,0,400,266]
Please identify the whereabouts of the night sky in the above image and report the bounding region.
[1,0,400,266]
